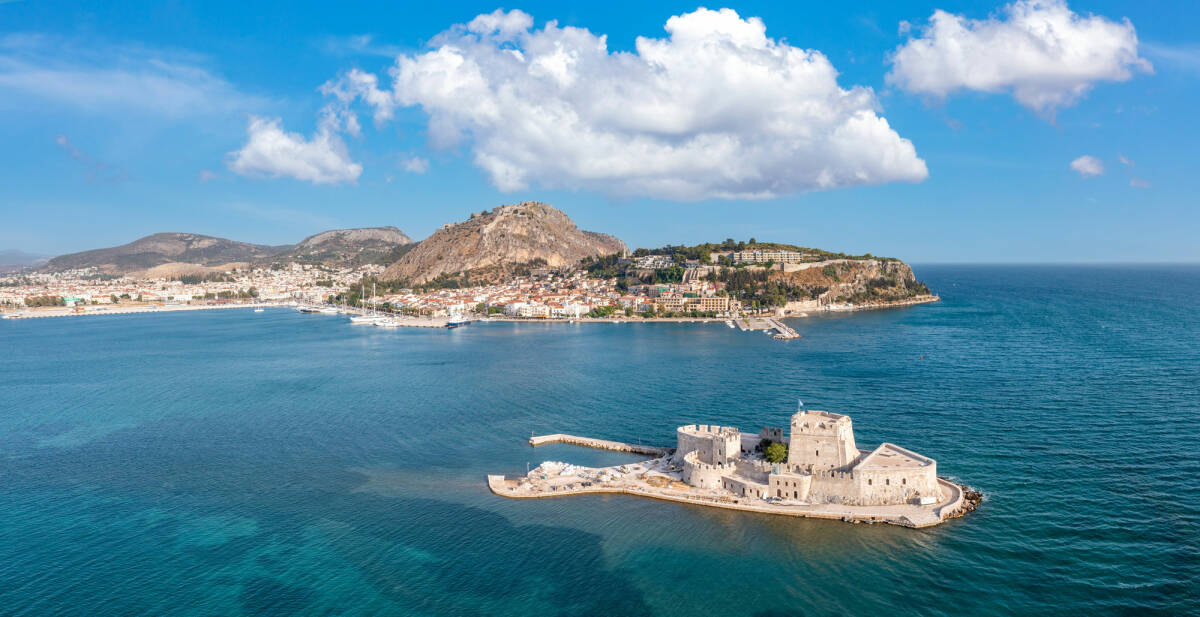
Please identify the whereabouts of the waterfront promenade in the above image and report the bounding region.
[1,301,280,319]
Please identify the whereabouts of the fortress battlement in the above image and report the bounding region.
[495,404,978,528]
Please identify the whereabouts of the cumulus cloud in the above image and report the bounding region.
[321,7,927,200]
[227,115,362,184]
[401,156,429,174]
[1069,155,1103,177]
[887,0,1152,114]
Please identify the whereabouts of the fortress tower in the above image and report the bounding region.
[787,410,859,471]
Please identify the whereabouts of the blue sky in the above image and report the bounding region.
[1,0,1196,262]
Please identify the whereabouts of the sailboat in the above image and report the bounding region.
[350,282,374,324]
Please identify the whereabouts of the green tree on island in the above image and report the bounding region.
[765,441,788,463]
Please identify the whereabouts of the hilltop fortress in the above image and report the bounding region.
[490,405,979,528]
[676,408,940,506]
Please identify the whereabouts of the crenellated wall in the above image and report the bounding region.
[787,411,859,471]
[681,450,730,489]
[674,424,741,465]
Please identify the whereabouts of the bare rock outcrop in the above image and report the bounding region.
[382,202,626,284]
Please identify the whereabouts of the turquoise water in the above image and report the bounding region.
[1,265,1197,616]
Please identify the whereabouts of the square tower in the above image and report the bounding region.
[787,410,859,471]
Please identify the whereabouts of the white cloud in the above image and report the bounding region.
[1118,154,1133,166]
[1069,155,1103,177]
[227,115,362,185]
[1141,42,1200,75]
[0,34,261,117]
[323,7,927,201]
[198,169,219,182]
[401,156,429,174]
[887,0,1152,114]
[1129,177,1150,188]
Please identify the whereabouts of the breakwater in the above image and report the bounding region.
[528,433,671,456]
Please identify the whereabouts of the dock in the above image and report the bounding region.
[529,433,672,456]
[735,316,800,340]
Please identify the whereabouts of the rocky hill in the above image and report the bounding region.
[382,202,626,284]
[272,227,414,266]
[769,259,932,306]
[42,226,418,274]
[41,233,286,274]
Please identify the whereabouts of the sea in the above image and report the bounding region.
[0,265,1196,617]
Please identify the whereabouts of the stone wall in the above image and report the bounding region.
[787,411,859,470]
[768,472,812,501]
[806,469,859,504]
[681,451,728,489]
[722,475,768,500]
[855,464,939,505]
[674,424,740,465]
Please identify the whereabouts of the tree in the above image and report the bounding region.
[765,441,788,463]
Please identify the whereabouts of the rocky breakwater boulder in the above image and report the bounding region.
[382,201,626,284]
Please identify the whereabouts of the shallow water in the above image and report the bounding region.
[1,265,1197,616]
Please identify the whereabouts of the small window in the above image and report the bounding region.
[868,479,872,486]
[902,478,907,485]
[886,479,890,486]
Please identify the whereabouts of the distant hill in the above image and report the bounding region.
[0,249,48,272]
[271,227,415,266]
[41,226,419,274]
[382,202,626,285]
[41,233,286,274]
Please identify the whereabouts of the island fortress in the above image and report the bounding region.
[676,409,940,507]
[489,405,979,528]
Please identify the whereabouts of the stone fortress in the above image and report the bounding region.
[490,403,980,528]
[676,406,940,506]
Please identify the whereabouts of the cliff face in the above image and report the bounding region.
[41,233,285,274]
[274,227,414,266]
[770,259,931,305]
[382,202,626,284]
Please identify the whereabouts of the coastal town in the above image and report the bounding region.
[0,248,935,333]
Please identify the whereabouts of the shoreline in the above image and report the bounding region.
[483,295,940,324]
[0,301,281,319]
[1,294,939,326]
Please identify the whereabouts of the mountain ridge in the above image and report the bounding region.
[41,227,415,274]
[381,202,626,284]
